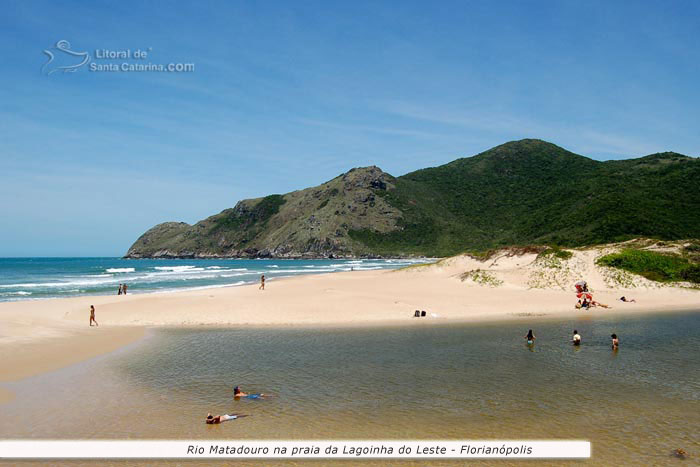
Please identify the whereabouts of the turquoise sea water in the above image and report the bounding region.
[0,257,430,301]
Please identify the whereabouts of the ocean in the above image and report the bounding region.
[0,257,431,301]
[1,312,699,466]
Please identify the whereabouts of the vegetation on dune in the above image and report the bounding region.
[459,269,503,287]
[538,247,573,260]
[596,249,700,283]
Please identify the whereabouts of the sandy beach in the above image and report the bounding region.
[1,248,698,401]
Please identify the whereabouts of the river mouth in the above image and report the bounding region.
[1,311,699,465]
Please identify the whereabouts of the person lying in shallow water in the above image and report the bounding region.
[205,413,247,424]
[234,385,267,399]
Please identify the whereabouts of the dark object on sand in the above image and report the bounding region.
[673,448,688,459]
[414,310,421,317]
[421,310,426,317]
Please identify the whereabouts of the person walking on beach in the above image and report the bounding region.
[118,284,123,295]
[89,305,98,327]
[259,274,265,290]
[525,329,536,345]
[572,330,581,346]
[611,333,619,349]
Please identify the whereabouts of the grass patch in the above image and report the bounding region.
[596,249,699,283]
[538,247,573,260]
[460,269,503,287]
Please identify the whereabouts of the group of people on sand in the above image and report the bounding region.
[117,283,128,295]
[574,281,638,310]
[573,280,610,310]
[525,329,619,349]
[205,385,269,424]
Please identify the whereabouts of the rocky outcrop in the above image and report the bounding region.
[125,166,403,258]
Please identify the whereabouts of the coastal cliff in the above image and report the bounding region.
[126,166,400,258]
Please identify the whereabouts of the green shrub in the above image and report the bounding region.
[539,247,573,260]
[596,249,698,283]
[681,265,700,283]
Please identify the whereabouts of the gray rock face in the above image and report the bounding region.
[125,166,402,258]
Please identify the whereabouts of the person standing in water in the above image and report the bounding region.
[122,283,128,295]
[611,333,619,349]
[89,305,98,327]
[259,274,265,290]
[525,329,536,345]
[117,284,123,295]
[572,330,581,346]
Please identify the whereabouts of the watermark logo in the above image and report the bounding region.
[42,40,195,76]
[42,40,90,75]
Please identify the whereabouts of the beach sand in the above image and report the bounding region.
[1,248,698,402]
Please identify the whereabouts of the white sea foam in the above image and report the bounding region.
[0,276,126,289]
[267,268,331,273]
[153,266,199,272]
[0,259,425,301]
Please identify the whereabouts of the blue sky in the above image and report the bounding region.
[1,0,698,256]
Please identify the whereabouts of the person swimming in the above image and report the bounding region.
[525,329,535,345]
[611,333,619,349]
[205,413,247,424]
[234,385,266,399]
[572,330,582,346]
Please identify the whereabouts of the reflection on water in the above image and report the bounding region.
[2,312,699,466]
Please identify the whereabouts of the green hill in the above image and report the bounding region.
[125,139,700,258]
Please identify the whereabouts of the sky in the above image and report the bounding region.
[1,0,698,256]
